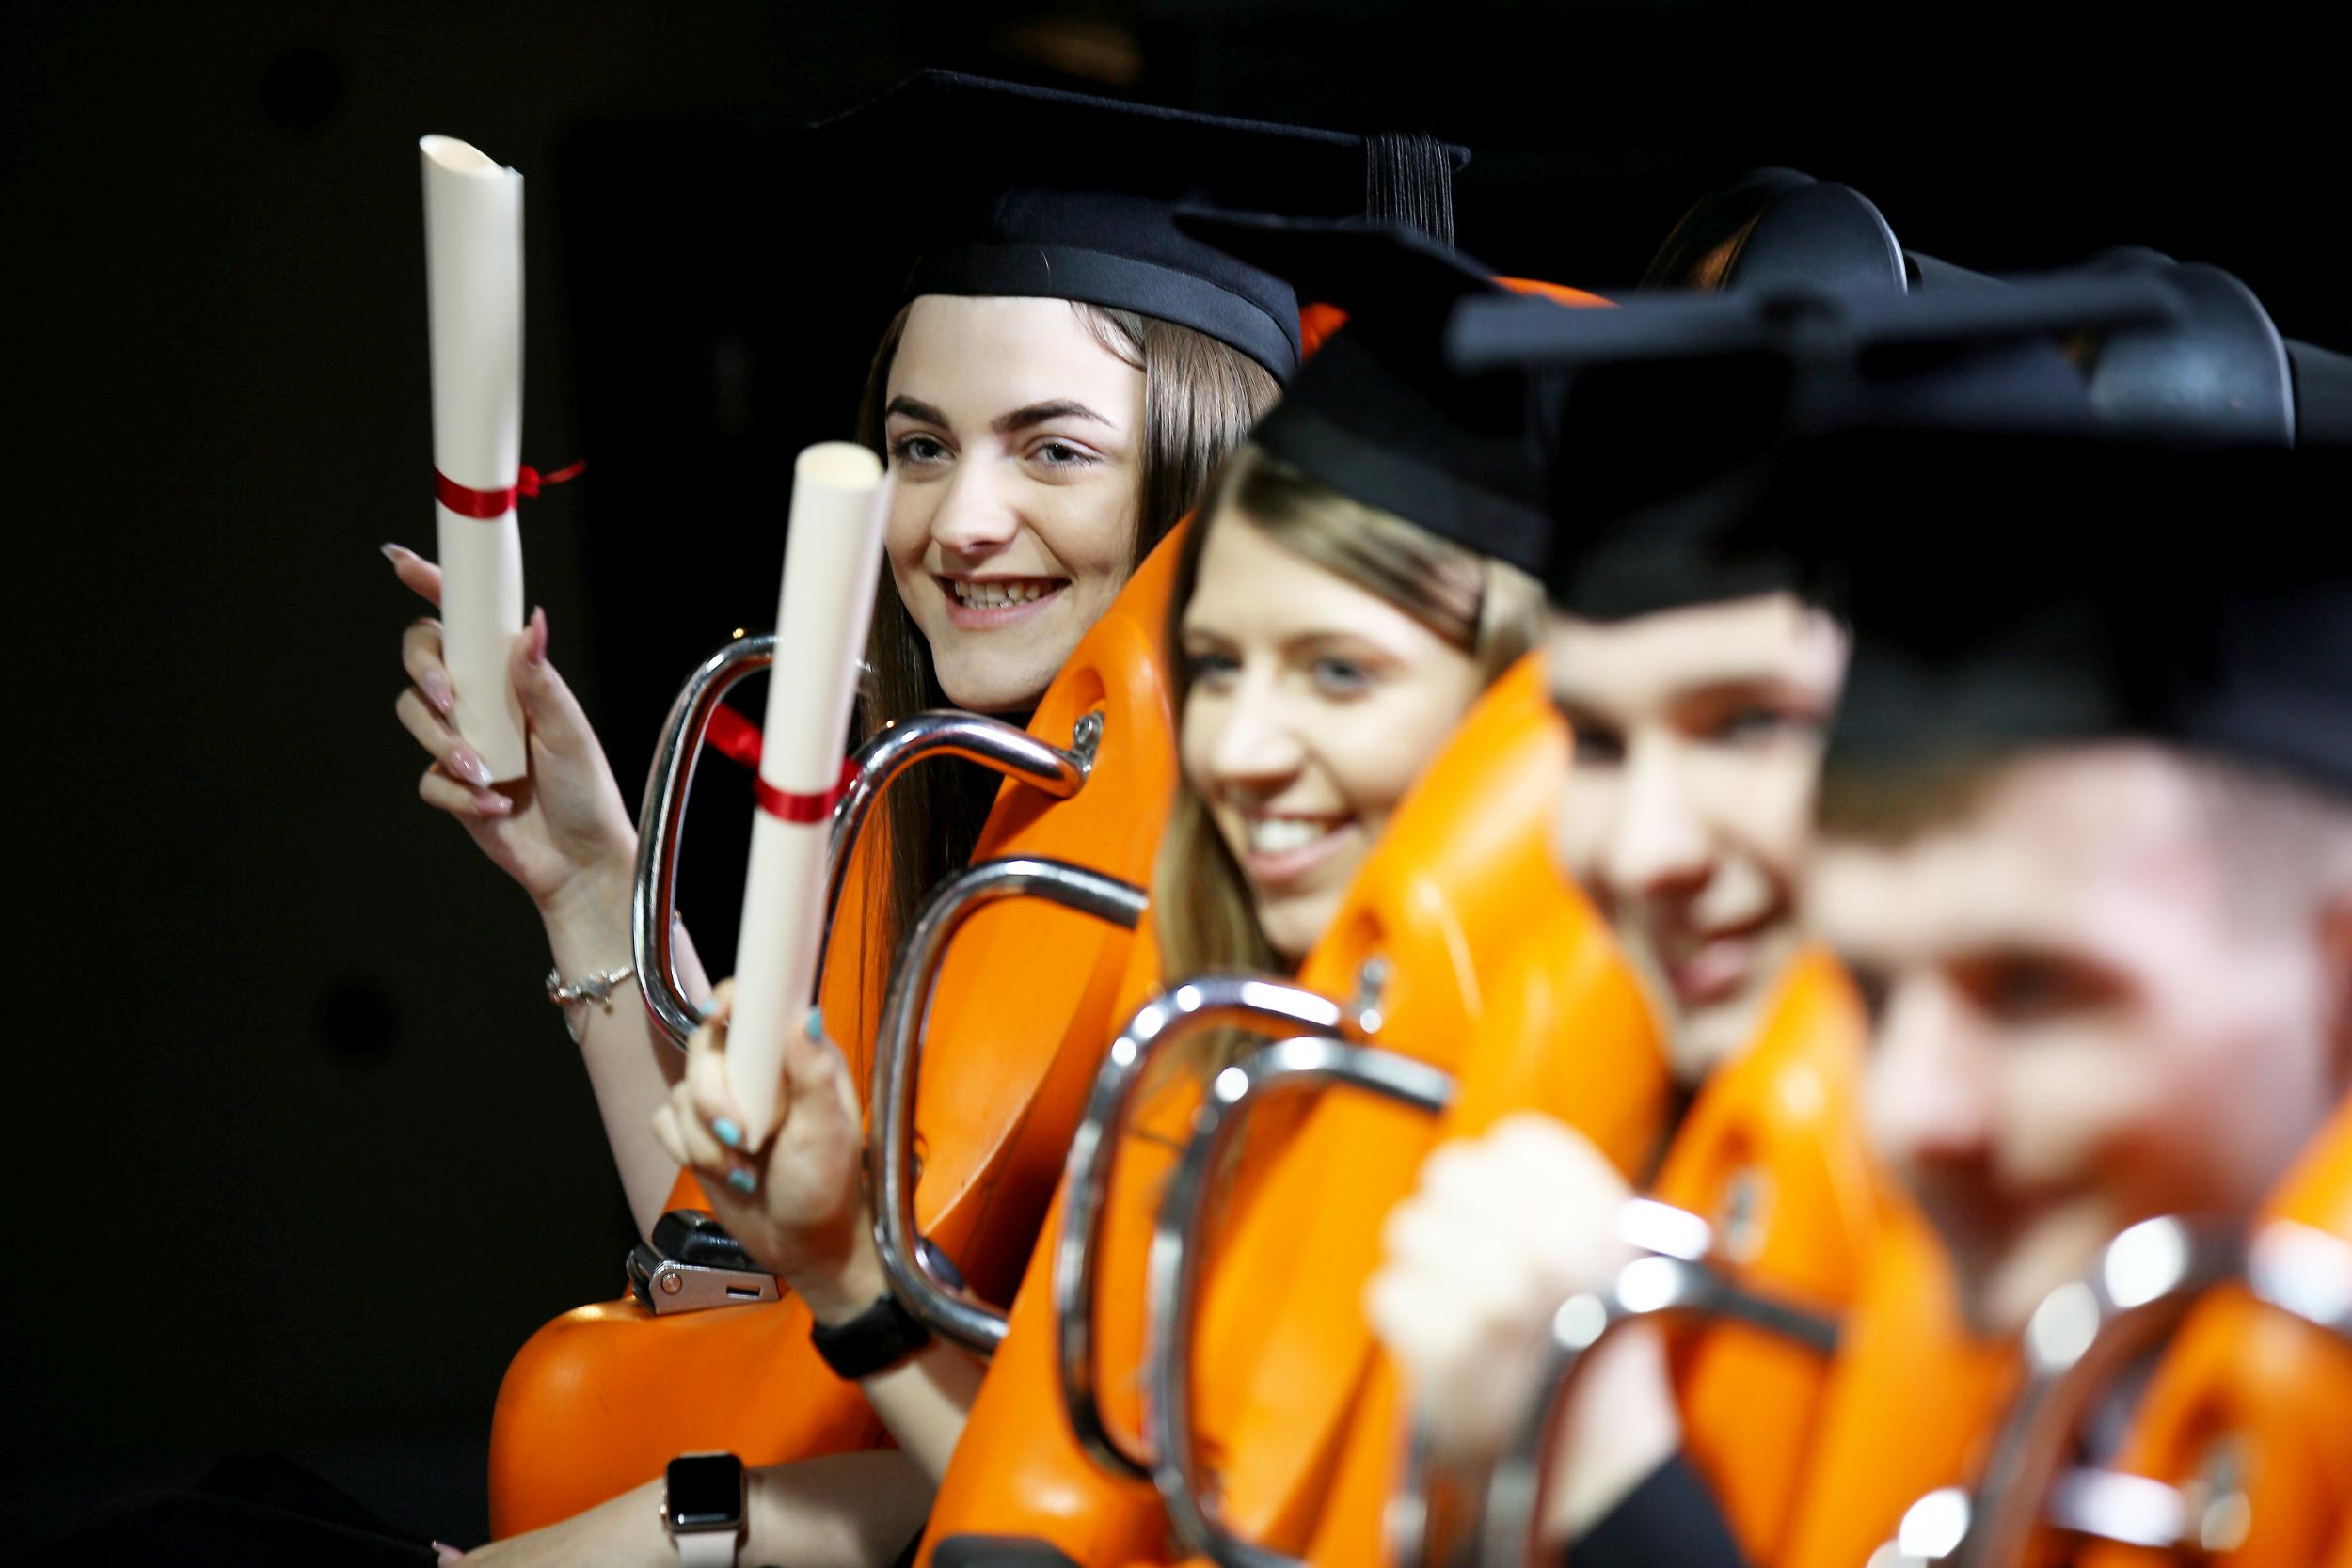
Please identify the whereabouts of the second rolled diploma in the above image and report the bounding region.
[726,443,890,1143]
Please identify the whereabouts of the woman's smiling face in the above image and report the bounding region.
[1179,512,1486,960]
[882,293,1146,713]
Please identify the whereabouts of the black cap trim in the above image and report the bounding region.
[908,240,1300,376]
[1253,399,1552,576]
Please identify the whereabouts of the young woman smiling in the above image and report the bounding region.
[639,216,1557,1567]
[384,73,1460,1239]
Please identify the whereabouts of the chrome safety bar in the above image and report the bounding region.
[1401,1199,1841,1568]
[867,856,1149,1355]
[1053,974,1365,1481]
[1879,1214,2240,1568]
[628,626,1101,1049]
[1146,1037,1455,1568]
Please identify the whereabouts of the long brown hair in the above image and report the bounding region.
[850,299,1279,1012]
[1150,443,1546,996]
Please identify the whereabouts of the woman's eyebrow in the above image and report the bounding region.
[993,399,1110,435]
[884,395,950,426]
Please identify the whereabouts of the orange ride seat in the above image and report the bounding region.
[1306,949,1888,1568]
[485,520,1191,1536]
[1785,1101,2352,1568]
[2074,1094,2352,1568]
[920,654,1667,1568]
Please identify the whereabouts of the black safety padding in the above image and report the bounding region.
[2077,252,2296,445]
[932,1536,1087,1568]
[650,1209,756,1270]
[2288,339,2352,447]
[1645,167,1905,296]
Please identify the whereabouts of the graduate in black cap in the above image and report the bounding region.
[626,214,1573,1568]
[1809,436,2352,1341]
[1135,212,1565,985]
[1365,277,2212,1568]
[376,70,1462,1252]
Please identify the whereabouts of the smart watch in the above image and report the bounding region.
[809,1291,932,1379]
[661,1450,745,1567]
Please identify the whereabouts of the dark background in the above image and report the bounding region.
[7,0,2342,1554]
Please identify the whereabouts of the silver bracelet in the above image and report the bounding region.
[547,962,636,1043]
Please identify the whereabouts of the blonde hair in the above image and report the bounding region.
[849,300,1280,1028]
[1151,443,1546,993]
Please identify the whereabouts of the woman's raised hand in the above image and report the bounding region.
[649,980,882,1316]
[386,544,638,918]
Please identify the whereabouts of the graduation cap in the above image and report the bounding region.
[1171,212,1578,576]
[808,71,1467,379]
[1444,273,2185,619]
[1645,169,2352,446]
[1642,166,1906,295]
[1768,432,2352,800]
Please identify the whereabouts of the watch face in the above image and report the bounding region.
[665,1452,744,1530]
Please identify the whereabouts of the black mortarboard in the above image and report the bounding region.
[1445,275,2183,619]
[809,71,1467,379]
[1645,169,2352,448]
[1774,432,2352,799]
[1171,212,1570,576]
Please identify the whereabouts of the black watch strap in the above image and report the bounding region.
[810,1291,931,1379]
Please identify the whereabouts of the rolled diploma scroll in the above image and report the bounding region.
[421,135,530,782]
[727,443,890,1142]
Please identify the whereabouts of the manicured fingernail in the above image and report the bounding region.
[804,1006,824,1039]
[421,671,455,716]
[525,606,548,667]
[450,746,493,787]
[432,1543,463,1566]
[471,789,511,816]
[381,543,408,562]
[712,1117,741,1148]
[726,1167,757,1194]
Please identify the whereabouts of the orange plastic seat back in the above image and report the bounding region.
[2077,1096,2352,1568]
[917,931,1182,1568]
[487,523,1188,1536]
[1295,903,1668,1568]
[923,657,1658,1565]
[1647,948,1887,1562]
[1184,657,1660,1552]
[1777,1202,2017,1568]
[1300,957,1875,1568]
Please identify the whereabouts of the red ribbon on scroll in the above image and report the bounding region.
[755,757,859,824]
[434,461,587,519]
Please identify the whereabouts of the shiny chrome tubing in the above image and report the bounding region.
[867,856,1148,1355]
[633,634,776,1049]
[630,625,1102,1051]
[821,707,1102,941]
[1147,1037,1455,1568]
[2247,1215,2352,1345]
[1055,975,1355,1481]
[1941,1217,2239,1568]
[1401,1201,1841,1568]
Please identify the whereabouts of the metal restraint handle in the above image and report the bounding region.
[1053,975,1359,1481]
[1402,1200,1842,1568]
[629,626,1102,1050]
[633,634,773,1049]
[1877,1216,2242,1568]
[867,856,1148,1354]
[1147,1037,1456,1568]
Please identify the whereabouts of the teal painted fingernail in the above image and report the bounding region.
[726,1168,756,1194]
[804,1006,824,1039]
[712,1117,741,1148]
